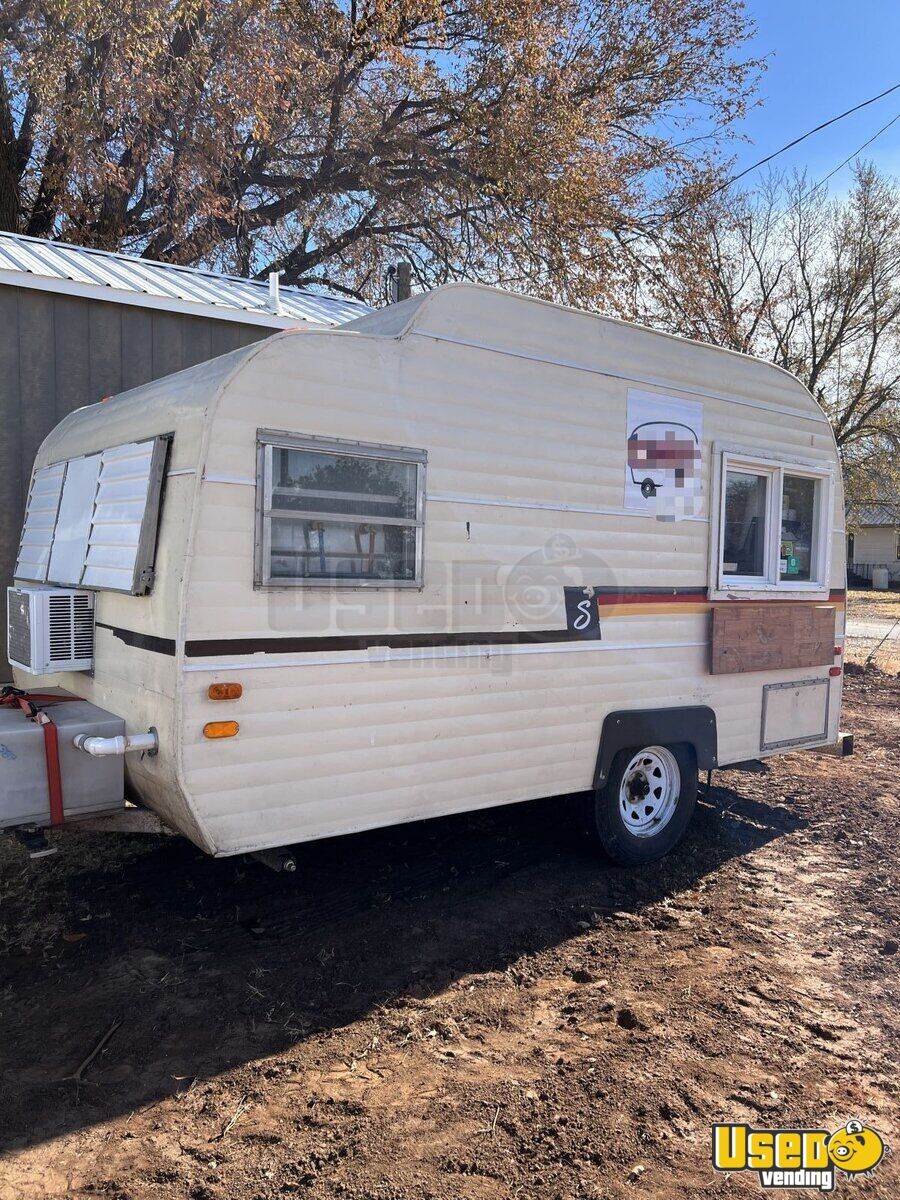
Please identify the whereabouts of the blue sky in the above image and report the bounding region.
[729,1,900,189]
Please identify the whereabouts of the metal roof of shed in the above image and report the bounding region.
[0,230,370,328]
[850,504,900,527]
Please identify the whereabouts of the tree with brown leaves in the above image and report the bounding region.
[1,0,759,302]
[631,165,900,507]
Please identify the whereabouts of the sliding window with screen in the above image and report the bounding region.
[711,447,834,599]
[15,436,170,595]
[255,433,427,587]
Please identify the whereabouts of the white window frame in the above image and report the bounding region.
[709,442,834,600]
[255,430,427,589]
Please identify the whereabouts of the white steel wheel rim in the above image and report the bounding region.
[619,746,681,839]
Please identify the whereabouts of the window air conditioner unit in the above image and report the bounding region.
[7,586,95,674]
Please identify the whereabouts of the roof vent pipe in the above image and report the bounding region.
[386,261,412,303]
[268,270,284,315]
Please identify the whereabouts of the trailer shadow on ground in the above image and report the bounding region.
[1,777,803,1154]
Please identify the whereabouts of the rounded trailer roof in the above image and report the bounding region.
[36,283,831,471]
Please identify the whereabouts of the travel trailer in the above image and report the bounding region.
[2,284,849,867]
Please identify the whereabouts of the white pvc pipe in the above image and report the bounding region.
[73,730,158,757]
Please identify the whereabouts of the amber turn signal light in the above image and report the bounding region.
[208,682,242,701]
[204,720,239,739]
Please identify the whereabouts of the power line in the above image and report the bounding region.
[758,107,900,232]
[814,109,900,189]
[664,80,900,221]
[722,80,900,194]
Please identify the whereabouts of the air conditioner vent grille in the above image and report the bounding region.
[73,593,93,658]
[7,586,94,674]
[7,594,32,669]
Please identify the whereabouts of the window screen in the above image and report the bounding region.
[15,436,169,594]
[257,434,426,586]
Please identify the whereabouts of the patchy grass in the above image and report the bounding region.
[846,589,900,673]
[847,587,900,620]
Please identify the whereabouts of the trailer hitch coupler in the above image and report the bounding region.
[73,727,159,757]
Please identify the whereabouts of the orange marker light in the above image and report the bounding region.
[204,720,239,739]
[208,682,242,701]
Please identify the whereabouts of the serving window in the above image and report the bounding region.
[256,432,426,587]
[712,447,834,598]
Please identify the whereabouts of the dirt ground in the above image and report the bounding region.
[1,671,898,1200]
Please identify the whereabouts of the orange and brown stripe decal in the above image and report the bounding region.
[595,587,845,617]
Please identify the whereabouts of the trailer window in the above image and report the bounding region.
[779,474,818,581]
[722,470,769,578]
[256,433,426,587]
[714,450,833,596]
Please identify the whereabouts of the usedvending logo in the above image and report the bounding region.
[712,1120,887,1191]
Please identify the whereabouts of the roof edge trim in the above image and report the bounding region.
[0,268,305,329]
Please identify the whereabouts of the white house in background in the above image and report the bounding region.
[849,504,900,582]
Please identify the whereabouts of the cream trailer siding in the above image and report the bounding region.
[14,284,846,858]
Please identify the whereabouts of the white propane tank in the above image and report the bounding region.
[872,566,890,590]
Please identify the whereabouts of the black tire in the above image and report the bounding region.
[589,742,697,866]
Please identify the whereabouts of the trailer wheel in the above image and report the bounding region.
[590,743,697,865]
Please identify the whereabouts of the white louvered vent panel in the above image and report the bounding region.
[15,463,66,582]
[15,436,166,596]
[82,441,159,591]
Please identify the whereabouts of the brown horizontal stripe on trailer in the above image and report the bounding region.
[596,588,707,607]
[596,587,845,606]
[184,629,592,657]
[97,588,848,660]
[95,623,176,656]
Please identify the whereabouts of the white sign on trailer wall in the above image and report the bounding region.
[624,389,703,520]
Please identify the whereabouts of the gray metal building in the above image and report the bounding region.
[0,232,369,678]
